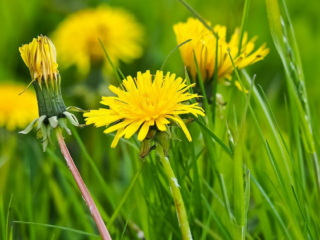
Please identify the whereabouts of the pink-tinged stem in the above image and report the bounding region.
[55,127,111,240]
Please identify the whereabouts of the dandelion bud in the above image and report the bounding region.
[156,130,171,157]
[140,138,154,159]
[19,35,86,151]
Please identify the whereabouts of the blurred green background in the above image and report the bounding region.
[1,0,320,239]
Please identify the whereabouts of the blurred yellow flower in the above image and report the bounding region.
[19,35,59,88]
[0,83,38,131]
[84,70,204,147]
[174,18,269,81]
[52,5,144,77]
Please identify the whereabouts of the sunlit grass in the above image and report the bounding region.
[1,0,320,239]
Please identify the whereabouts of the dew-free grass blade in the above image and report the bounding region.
[176,0,218,38]
[98,38,122,84]
[13,221,99,237]
[161,38,192,71]
[6,194,13,240]
[69,125,117,209]
[107,162,145,228]
[201,195,232,240]
[194,118,233,157]
[238,0,251,56]
[251,175,293,240]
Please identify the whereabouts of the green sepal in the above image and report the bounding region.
[37,115,47,130]
[19,118,38,134]
[58,118,71,135]
[49,116,59,128]
[63,111,79,127]
[156,129,171,157]
[67,106,89,113]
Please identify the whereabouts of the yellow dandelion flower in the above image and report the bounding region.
[52,5,144,76]
[19,35,59,88]
[84,70,205,147]
[174,17,270,81]
[0,83,38,131]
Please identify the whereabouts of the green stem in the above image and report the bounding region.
[156,144,192,240]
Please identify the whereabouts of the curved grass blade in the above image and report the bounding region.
[176,0,218,38]
[250,175,292,240]
[107,162,145,228]
[201,195,232,240]
[194,118,233,157]
[238,0,251,56]
[291,186,314,240]
[13,221,99,237]
[161,39,192,71]
[98,38,122,84]
[6,194,13,240]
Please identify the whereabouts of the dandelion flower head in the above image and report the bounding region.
[19,35,58,88]
[0,83,38,131]
[174,18,270,81]
[53,5,144,76]
[84,70,205,147]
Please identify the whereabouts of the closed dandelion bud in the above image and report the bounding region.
[19,35,86,151]
[156,129,171,157]
[140,138,153,159]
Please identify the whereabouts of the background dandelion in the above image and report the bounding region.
[0,83,38,131]
[52,5,144,78]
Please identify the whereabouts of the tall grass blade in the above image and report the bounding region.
[107,162,145,228]
[98,38,122,84]
[238,0,251,56]
[194,118,232,157]
[176,0,218,38]
[250,175,292,240]
[201,195,232,240]
[13,221,99,237]
[6,194,13,240]
[161,39,192,71]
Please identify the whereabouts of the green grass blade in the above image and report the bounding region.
[189,141,202,223]
[161,39,192,71]
[238,0,251,56]
[291,186,314,239]
[6,194,13,240]
[120,211,132,240]
[70,125,117,209]
[13,221,99,237]
[193,50,210,113]
[107,162,145,228]
[251,175,292,239]
[98,38,122,84]
[201,195,232,240]
[0,194,5,240]
[244,170,250,232]
[257,84,294,165]
[194,118,233,157]
[176,0,218,38]
[194,218,223,240]
[118,68,126,80]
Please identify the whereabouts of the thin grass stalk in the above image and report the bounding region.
[55,127,111,240]
[156,144,192,240]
